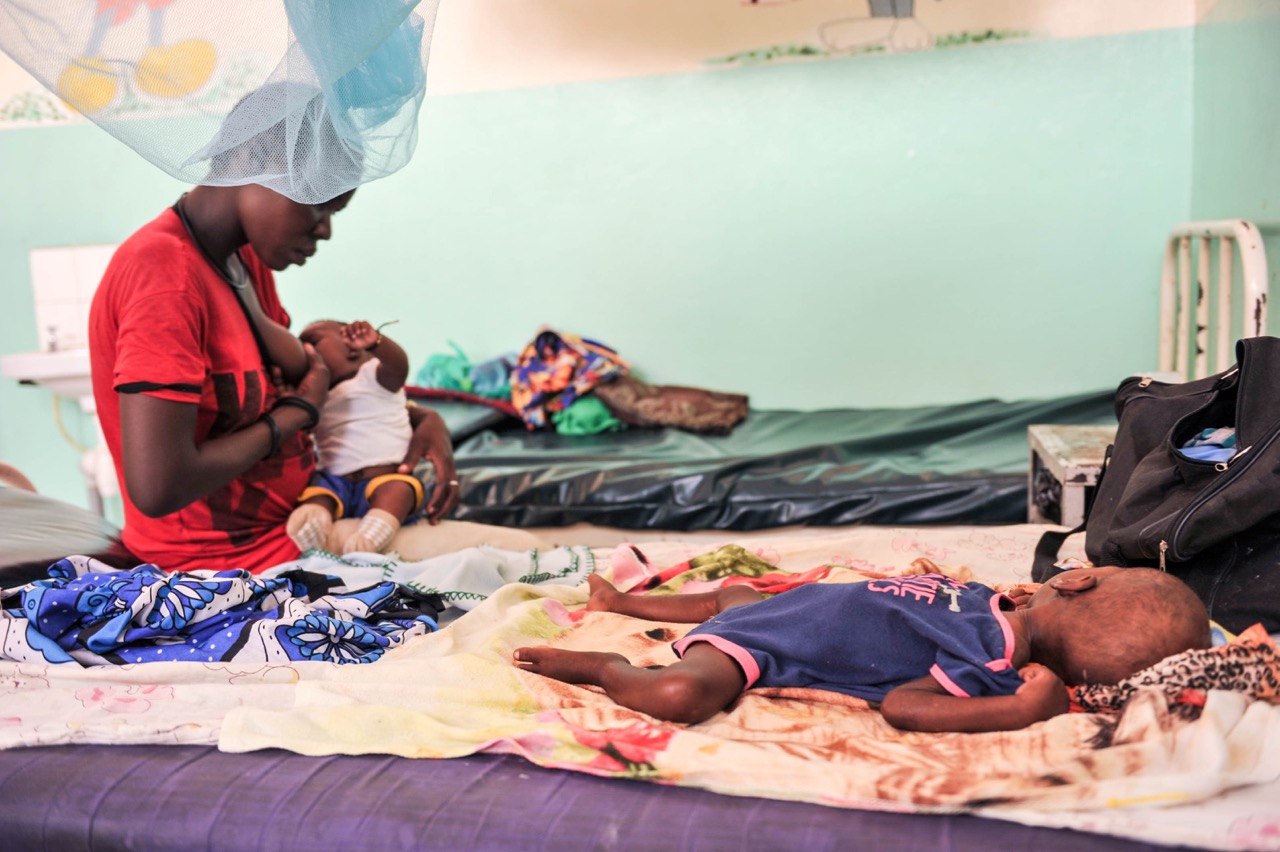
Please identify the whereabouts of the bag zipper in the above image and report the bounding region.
[1159,538,1238,624]
[1164,432,1272,562]
[1130,366,1242,569]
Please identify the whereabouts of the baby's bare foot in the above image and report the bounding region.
[585,573,625,612]
[513,647,627,685]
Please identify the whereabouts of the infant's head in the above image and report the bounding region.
[300,320,369,386]
[1029,566,1210,686]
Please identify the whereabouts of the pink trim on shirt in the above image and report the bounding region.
[984,593,1016,672]
[672,634,761,687]
[930,663,970,697]
[935,593,1019,693]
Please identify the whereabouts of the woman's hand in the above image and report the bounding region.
[296,343,331,409]
[273,343,330,411]
[400,405,460,523]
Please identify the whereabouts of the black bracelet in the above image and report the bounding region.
[261,412,281,459]
[272,396,320,430]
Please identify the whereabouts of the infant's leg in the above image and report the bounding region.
[366,479,418,520]
[344,480,418,555]
[586,574,763,621]
[513,643,746,724]
[287,495,338,553]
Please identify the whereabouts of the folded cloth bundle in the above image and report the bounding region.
[594,375,749,435]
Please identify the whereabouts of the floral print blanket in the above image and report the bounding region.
[0,556,440,666]
[218,541,1280,850]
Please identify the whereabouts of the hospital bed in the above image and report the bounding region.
[0,223,1274,852]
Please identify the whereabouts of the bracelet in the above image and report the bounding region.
[260,412,281,459]
[365,334,383,351]
[272,396,320,430]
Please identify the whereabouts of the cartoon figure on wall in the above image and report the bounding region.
[820,0,938,52]
[59,0,216,114]
[747,0,939,54]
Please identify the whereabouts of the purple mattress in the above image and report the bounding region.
[0,745,1193,851]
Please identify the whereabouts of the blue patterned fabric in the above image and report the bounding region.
[1,556,437,666]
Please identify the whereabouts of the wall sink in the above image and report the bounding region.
[0,347,117,512]
[0,348,93,409]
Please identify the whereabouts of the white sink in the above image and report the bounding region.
[0,347,117,512]
[0,348,93,407]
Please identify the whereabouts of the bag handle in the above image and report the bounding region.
[1030,442,1113,582]
[1031,523,1084,582]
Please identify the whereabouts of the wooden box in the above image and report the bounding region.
[1027,423,1117,527]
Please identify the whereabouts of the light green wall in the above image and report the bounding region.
[1,27,1195,507]
[1190,0,1280,306]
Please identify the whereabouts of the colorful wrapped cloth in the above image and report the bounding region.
[509,328,630,429]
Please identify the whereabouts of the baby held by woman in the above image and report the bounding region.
[286,319,422,555]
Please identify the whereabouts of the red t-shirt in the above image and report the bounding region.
[89,207,313,573]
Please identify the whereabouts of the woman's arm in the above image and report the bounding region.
[400,405,459,523]
[878,664,1069,733]
[118,347,329,517]
[234,281,308,383]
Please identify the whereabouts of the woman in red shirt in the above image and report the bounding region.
[89,97,459,573]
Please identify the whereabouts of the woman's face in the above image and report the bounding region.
[238,186,356,271]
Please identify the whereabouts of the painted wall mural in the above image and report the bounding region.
[0,0,436,202]
[422,0,1218,95]
[0,0,1220,128]
[0,0,277,127]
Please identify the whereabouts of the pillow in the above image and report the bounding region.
[0,485,118,574]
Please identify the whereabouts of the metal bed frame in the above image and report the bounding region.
[1160,219,1269,381]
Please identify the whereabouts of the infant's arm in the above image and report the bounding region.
[343,321,409,392]
[878,664,1068,733]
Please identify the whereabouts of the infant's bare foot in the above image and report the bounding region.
[513,647,627,685]
[585,573,625,612]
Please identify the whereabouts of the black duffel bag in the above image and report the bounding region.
[1034,337,1280,634]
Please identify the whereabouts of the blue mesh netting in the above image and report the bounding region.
[0,0,439,203]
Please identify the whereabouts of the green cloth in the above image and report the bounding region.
[552,396,626,436]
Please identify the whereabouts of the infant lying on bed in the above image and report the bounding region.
[513,567,1210,732]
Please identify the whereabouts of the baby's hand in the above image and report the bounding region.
[1015,663,1069,723]
[341,321,378,350]
[996,582,1038,609]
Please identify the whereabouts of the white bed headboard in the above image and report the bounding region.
[1159,219,1269,381]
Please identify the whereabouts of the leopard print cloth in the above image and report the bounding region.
[1070,623,1280,721]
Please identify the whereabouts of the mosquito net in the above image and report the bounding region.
[0,0,440,204]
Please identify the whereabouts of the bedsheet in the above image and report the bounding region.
[1,526,1277,850]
